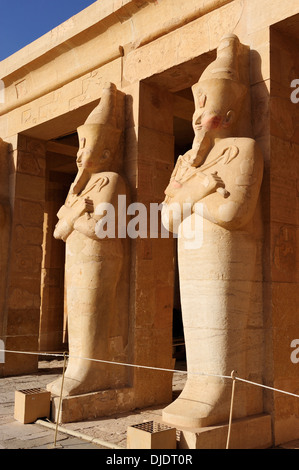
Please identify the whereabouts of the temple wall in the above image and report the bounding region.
[1,135,46,375]
[0,0,299,445]
[268,26,299,444]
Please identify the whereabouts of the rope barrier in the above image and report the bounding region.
[226,370,237,450]
[1,348,299,399]
[0,348,231,379]
[53,351,67,447]
[1,347,299,449]
[234,376,299,399]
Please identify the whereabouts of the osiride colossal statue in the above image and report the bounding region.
[47,83,130,397]
[162,34,264,427]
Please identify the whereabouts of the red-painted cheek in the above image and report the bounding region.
[172,180,182,189]
[83,161,94,168]
[202,115,222,130]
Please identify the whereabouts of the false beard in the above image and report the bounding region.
[71,168,91,195]
[191,131,212,167]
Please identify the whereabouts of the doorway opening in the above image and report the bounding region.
[143,49,216,362]
[39,132,78,354]
[172,88,194,361]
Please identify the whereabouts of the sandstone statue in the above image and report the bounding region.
[162,34,264,427]
[47,83,130,397]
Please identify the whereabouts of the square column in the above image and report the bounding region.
[1,135,46,376]
[124,81,176,408]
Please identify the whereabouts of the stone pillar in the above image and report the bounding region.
[1,135,45,376]
[268,27,299,445]
[124,81,175,408]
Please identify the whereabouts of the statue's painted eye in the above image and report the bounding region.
[80,137,86,148]
[198,94,206,108]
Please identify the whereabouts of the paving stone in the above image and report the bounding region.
[1,359,297,449]
[0,360,171,449]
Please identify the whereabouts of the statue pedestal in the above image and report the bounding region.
[51,387,134,424]
[161,413,272,449]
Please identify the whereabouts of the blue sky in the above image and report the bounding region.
[0,0,97,61]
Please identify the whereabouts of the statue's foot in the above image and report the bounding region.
[46,377,62,395]
[162,377,232,428]
[46,366,112,397]
[47,375,84,397]
[163,396,228,428]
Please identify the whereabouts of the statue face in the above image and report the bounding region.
[192,81,232,139]
[76,124,118,173]
[192,78,247,144]
[76,136,110,172]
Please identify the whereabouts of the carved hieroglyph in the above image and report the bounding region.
[47,83,130,397]
[162,35,264,428]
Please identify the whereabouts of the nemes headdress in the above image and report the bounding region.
[77,82,124,158]
[84,82,119,129]
[192,34,248,112]
[73,83,125,193]
[199,34,243,83]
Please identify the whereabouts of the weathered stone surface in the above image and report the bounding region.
[0,0,299,448]
[161,34,264,429]
[46,83,131,398]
